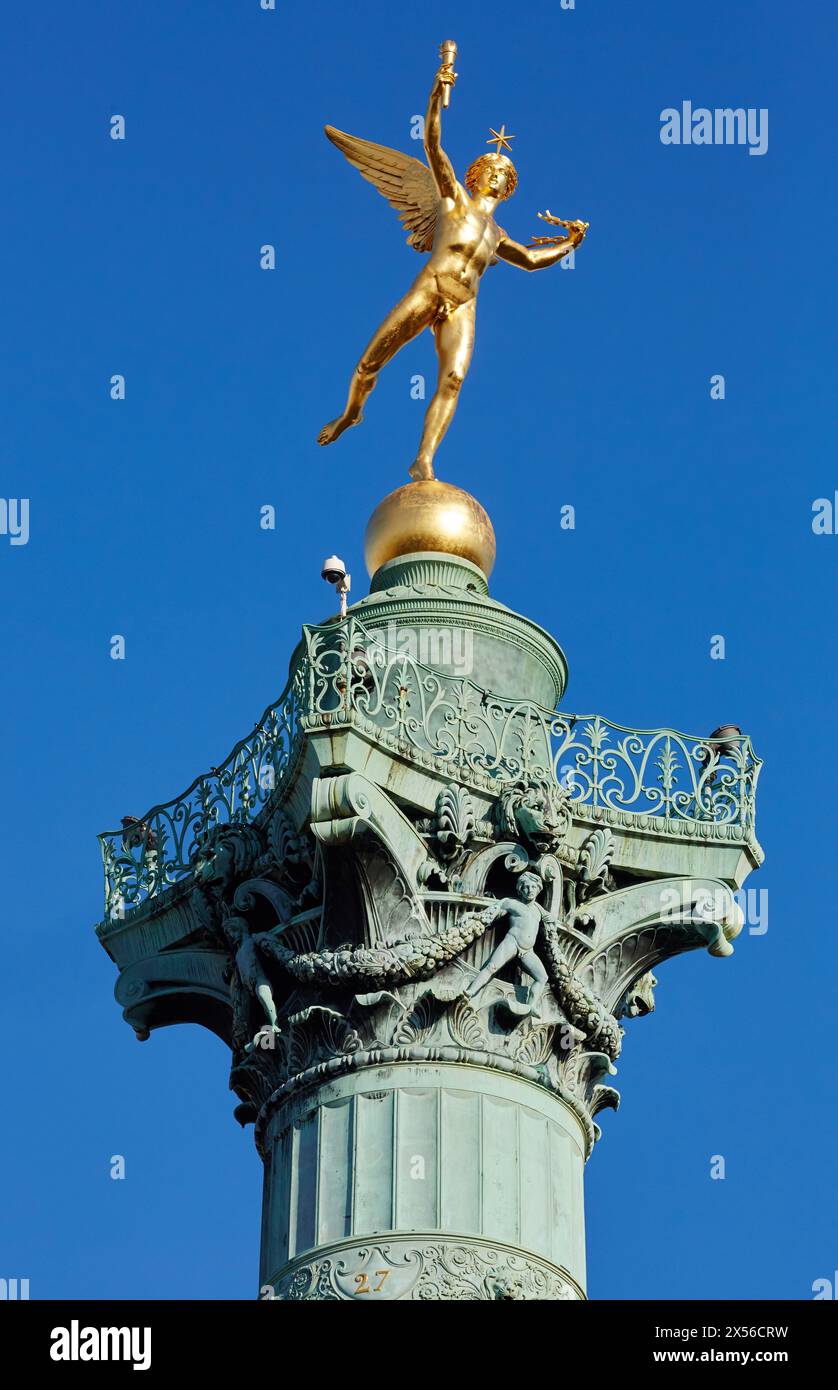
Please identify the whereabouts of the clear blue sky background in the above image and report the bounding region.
[1,0,835,1300]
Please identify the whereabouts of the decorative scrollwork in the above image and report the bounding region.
[98,663,306,918]
[98,616,761,921]
[303,619,761,829]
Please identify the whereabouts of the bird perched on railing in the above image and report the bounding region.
[121,816,158,853]
[698,724,743,771]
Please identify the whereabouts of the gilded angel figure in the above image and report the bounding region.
[317,44,588,481]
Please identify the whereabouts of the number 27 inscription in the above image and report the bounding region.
[354,1269,390,1294]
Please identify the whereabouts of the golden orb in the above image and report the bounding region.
[364,480,497,578]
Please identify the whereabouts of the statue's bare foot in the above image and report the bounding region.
[409,456,435,481]
[317,412,359,446]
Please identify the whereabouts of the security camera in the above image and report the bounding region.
[321,554,351,616]
[321,555,347,585]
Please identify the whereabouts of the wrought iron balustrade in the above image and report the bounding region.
[99,662,307,920]
[98,616,761,919]
[304,619,761,827]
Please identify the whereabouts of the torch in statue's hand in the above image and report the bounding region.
[437,40,458,107]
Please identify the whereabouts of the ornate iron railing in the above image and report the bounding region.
[303,619,761,824]
[99,661,307,920]
[99,616,761,919]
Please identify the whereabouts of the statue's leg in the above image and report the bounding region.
[519,951,549,1013]
[318,281,435,446]
[409,298,476,480]
[464,933,517,999]
[256,979,279,1031]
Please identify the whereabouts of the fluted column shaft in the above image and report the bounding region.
[259,1062,586,1301]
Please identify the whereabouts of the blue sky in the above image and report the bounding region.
[1,0,835,1299]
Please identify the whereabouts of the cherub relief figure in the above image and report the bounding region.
[222,917,281,1052]
[465,871,552,1016]
[318,44,588,481]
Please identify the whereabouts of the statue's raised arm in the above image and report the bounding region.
[424,44,458,200]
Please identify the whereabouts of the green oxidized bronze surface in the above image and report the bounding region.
[95,551,762,1300]
[98,556,761,922]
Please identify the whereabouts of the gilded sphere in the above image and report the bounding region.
[364,480,497,578]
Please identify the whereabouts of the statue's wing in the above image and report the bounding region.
[325,126,438,253]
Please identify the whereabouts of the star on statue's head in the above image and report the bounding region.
[486,125,515,156]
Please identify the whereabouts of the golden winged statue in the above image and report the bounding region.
[317,43,589,481]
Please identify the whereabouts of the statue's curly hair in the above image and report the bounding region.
[518,870,544,894]
[464,153,518,200]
